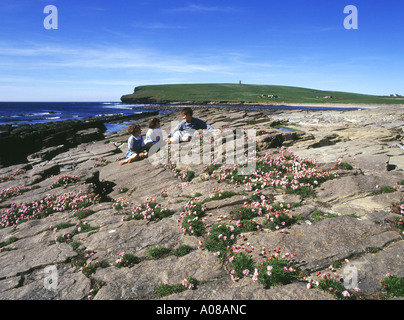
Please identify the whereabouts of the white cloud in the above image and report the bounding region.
[167,4,238,13]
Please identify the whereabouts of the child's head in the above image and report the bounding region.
[148,117,160,129]
[128,123,142,136]
[180,107,193,122]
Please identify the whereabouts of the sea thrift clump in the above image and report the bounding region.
[0,185,36,202]
[114,252,141,268]
[80,261,100,276]
[50,175,79,189]
[204,223,239,257]
[231,200,300,232]
[0,191,100,229]
[219,149,337,195]
[0,169,27,183]
[380,274,404,298]
[305,261,359,300]
[87,281,105,300]
[179,198,206,236]
[93,157,111,167]
[390,201,404,233]
[229,243,256,280]
[160,188,168,198]
[208,186,237,201]
[112,197,130,211]
[257,248,298,289]
[154,277,199,297]
[127,198,173,221]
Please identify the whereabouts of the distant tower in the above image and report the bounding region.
[239,80,242,85]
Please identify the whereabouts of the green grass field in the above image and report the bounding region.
[121,83,404,105]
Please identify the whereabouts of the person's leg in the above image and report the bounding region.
[120,152,139,165]
[181,134,192,142]
[168,131,181,144]
[127,153,140,163]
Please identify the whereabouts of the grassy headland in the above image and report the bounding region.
[121,83,404,105]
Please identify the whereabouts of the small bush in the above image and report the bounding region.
[148,246,171,260]
[312,210,339,221]
[381,274,404,298]
[180,199,206,236]
[231,252,255,279]
[73,208,95,219]
[258,257,297,289]
[236,219,260,232]
[154,283,185,298]
[50,175,79,189]
[373,185,396,195]
[129,199,173,221]
[114,252,141,268]
[173,244,194,257]
[204,223,239,257]
[154,277,199,297]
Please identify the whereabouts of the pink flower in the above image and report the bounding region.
[267,265,273,276]
[342,291,350,297]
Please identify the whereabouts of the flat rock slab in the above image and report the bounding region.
[389,155,404,171]
[240,216,401,272]
[165,277,335,300]
[348,241,404,296]
[0,265,91,300]
[93,250,225,300]
[332,191,403,216]
[77,213,193,262]
[0,242,77,279]
[316,174,403,203]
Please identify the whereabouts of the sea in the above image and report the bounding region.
[0,101,361,134]
[0,101,172,133]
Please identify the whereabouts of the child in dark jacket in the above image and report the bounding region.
[119,124,148,165]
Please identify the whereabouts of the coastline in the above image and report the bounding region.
[0,110,159,168]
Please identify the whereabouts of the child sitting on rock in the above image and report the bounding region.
[120,123,148,165]
[167,107,213,144]
[144,117,163,149]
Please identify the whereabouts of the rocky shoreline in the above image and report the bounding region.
[0,111,159,167]
[0,104,403,300]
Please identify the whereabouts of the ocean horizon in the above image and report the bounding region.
[0,101,170,133]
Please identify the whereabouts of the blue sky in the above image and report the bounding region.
[0,0,403,101]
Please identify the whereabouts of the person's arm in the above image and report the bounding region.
[155,129,162,143]
[144,129,151,143]
[193,118,214,131]
[128,136,135,151]
[141,136,147,153]
[168,121,184,138]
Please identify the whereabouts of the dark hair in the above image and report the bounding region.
[148,117,160,129]
[128,123,141,134]
[181,107,193,116]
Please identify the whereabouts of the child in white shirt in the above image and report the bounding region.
[145,117,163,149]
